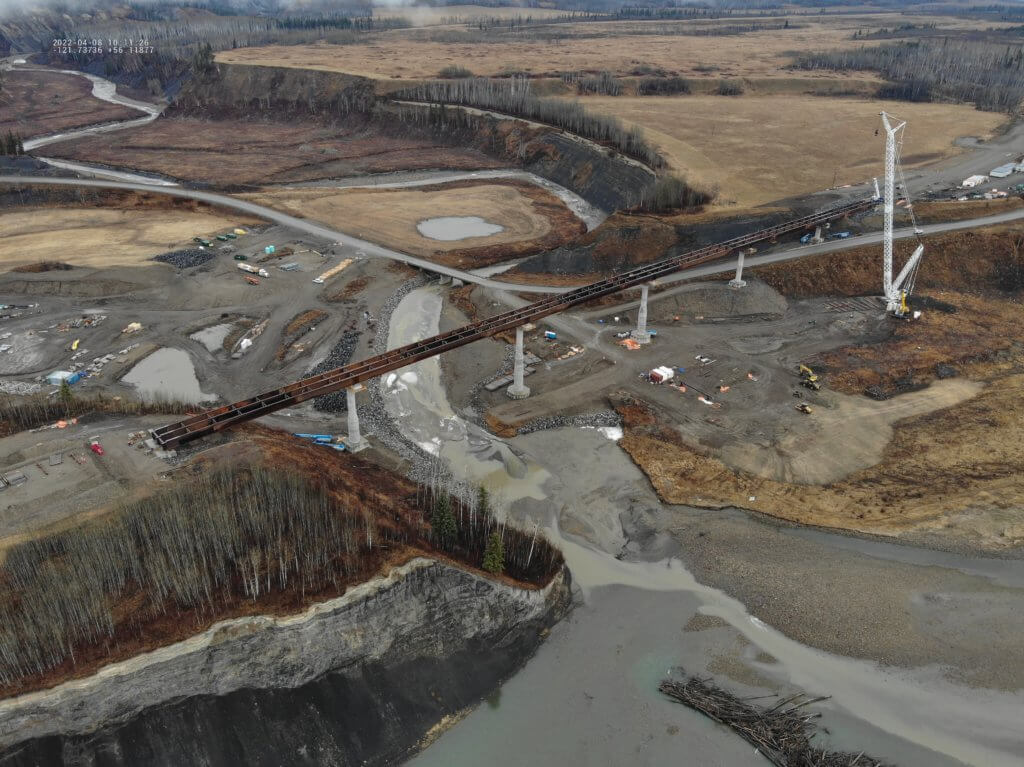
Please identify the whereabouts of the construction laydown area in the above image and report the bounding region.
[2,175,1023,556]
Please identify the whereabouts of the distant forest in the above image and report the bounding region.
[796,40,1024,112]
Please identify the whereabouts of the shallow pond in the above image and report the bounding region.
[416,216,504,241]
[189,323,232,353]
[122,348,216,403]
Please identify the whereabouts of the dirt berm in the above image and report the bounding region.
[510,206,794,278]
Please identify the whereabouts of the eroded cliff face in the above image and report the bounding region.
[0,558,572,767]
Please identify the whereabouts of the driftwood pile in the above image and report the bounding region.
[659,675,892,767]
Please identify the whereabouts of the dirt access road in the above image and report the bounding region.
[8,176,1024,300]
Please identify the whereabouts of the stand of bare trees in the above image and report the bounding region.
[0,454,563,691]
[414,457,562,585]
[795,40,1024,112]
[395,77,664,169]
[634,175,715,213]
[0,393,194,435]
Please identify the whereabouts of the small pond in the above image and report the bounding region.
[416,216,504,241]
[189,323,232,353]
[123,348,217,403]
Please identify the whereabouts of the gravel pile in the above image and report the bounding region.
[306,330,362,412]
[153,249,215,269]
[517,410,621,435]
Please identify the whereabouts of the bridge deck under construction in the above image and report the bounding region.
[151,197,875,448]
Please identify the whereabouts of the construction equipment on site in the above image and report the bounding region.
[237,262,269,278]
[800,378,821,391]
[151,196,877,448]
[245,276,260,286]
[798,364,816,379]
[796,403,813,414]
[878,112,925,317]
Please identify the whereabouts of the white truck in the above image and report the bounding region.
[237,263,269,278]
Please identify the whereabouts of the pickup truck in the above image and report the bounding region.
[800,233,814,244]
[193,237,212,247]
[828,231,852,240]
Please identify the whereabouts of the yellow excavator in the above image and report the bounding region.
[798,364,819,382]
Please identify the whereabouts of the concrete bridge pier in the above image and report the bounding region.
[507,326,531,399]
[729,251,747,288]
[630,284,651,343]
[346,386,368,452]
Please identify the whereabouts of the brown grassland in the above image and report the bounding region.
[216,13,1015,81]
[46,117,507,185]
[0,69,140,138]
[576,95,1005,205]
[246,180,585,267]
[0,206,263,271]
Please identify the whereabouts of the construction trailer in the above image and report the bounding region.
[650,366,675,384]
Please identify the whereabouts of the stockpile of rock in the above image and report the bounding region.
[153,249,215,269]
[517,411,621,435]
[306,331,362,412]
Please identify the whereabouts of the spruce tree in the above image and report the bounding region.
[482,531,504,575]
[432,493,457,549]
[58,379,73,409]
[477,485,491,518]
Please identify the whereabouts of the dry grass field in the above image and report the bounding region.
[47,116,505,184]
[247,181,581,265]
[0,69,140,138]
[216,13,1015,81]
[0,208,260,271]
[578,95,1006,205]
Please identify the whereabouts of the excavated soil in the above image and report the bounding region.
[617,382,1024,548]
[614,227,1024,548]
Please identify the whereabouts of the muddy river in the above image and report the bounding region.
[391,285,1024,767]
